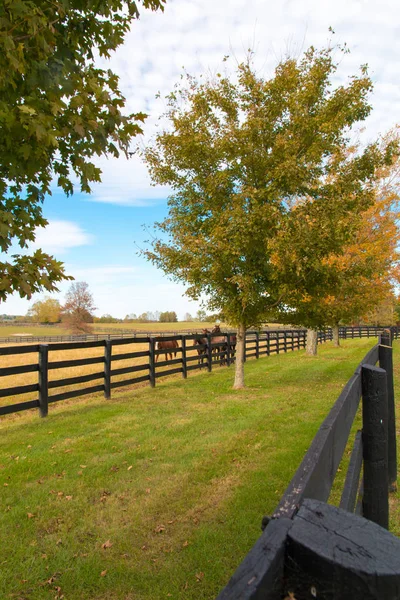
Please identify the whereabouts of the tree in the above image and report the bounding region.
[159,310,178,322]
[27,296,61,323]
[184,312,193,322]
[272,131,400,353]
[142,45,396,387]
[62,281,96,333]
[0,0,165,302]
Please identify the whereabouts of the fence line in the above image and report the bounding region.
[217,329,399,599]
[0,326,398,419]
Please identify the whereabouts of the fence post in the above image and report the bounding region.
[207,333,212,372]
[283,331,287,353]
[226,333,231,367]
[255,331,259,359]
[243,331,247,362]
[181,335,187,379]
[379,340,397,491]
[104,340,112,399]
[361,364,389,529]
[266,331,270,356]
[149,337,156,387]
[38,345,49,418]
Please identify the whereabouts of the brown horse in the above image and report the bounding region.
[211,326,237,364]
[156,339,179,362]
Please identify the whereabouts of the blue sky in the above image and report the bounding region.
[2,0,400,319]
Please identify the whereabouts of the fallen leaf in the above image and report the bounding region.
[127,465,133,471]
[145,488,151,494]
[80,465,87,469]
[196,572,205,581]
[100,570,107,577]
[4,483,8,487]
[27,513,35,519]
[64,449,72,454]
[183,541,189,547]
[101,540,113,550]
[154,525,165,533]
[27,445,32,449]
[57,492,63,497]
[56,539,62,546]
[65,496,73,501]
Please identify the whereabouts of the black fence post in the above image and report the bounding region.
[243,331,247,362]
[361,364,389,529]
[283,331,287,352]
[226,333,231,367]
[181,335,187,379]
[38,345,48,418]
[207,334,212,372]
[104,340,112,399]
[255,331,260,359]
[379,341,397,491]
[149,337,156,387]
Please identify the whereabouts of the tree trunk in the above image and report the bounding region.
[306,329,318,356]
[233,323,246,389]
[332,323,340,347]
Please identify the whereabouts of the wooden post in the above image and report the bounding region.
[226,333,231,367]
[207,333,212,372]
[104,340,112,399]
[361,364,389,529]
[149,337,156,388]
[266,331,270,356]
[379,343,397,491]
[243,331,247,362]
[255,331,259,359]
[181,335,187,379]
[38,345,49,418]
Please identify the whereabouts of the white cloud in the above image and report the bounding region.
[32,220,93,254]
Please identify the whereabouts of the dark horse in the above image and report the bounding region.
[156,339,179,362]
[193,331,208,367]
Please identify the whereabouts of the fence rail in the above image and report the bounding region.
[0,326,398,419]
[217,329,399,599]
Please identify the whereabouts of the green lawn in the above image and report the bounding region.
[0,338,398,600]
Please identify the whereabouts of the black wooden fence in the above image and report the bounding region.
[0,326,399,419]
[217,330,400,599]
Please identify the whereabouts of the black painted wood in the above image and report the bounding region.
[379,344,397,490]
[361,364,389,528]
[181,336,187,379]
[104,340,112,399]
[0,363,39,377]
[207,333,212,372]
[149,338,155,388]
[110,375,150,388]
[0,383,39,398]
[216,518,292,600]
[112,350,149,361]
[339,430,363,513]
[0,399,39,415]
[48,371,104,389]
[111,364,149,376]
[48,356,104,370]
[48,384,105,403]
[38,345,49,418]
[285,498,400,600]
[48,340,105,351]
[155,367,183,378]
[0,345,39,355]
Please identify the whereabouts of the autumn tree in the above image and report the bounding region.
[142,45,395,388]
[272,131,400,353]
[27,297,61,323]
[0,0,164,302]
[62,281,96,333]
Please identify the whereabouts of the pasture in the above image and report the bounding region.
[0,338,399,599]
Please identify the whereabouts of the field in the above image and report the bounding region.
[0,338,398,599]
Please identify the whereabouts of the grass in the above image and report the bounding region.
[0,338,398,599]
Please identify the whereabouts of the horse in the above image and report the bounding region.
[193,332,208,367]
[156,339,179,362]
[211,326,237,364]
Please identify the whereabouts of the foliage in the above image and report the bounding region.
[142,44,396,385]
[27,296,61,323]
[274,129,400,331]
[61,281,96,333]
[94,314,122,323]
[0,0,165,301]
[159,310,178,322]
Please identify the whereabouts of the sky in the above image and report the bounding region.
[2,0,400,319]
